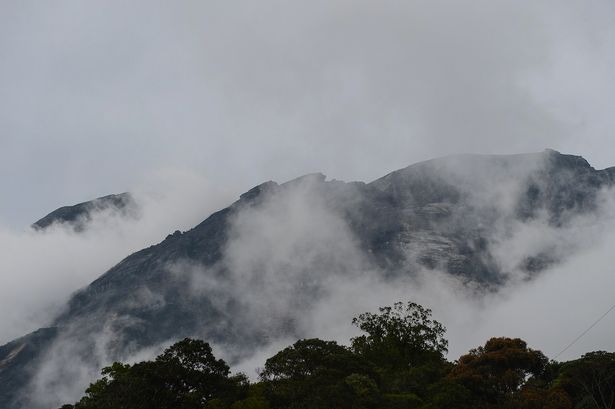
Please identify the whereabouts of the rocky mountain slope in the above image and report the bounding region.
[31,193,135,232]
[1,150,614,408]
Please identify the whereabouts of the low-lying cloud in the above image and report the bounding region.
[0,168,234,345]
[172,169,615,378]
[13,157,615,408]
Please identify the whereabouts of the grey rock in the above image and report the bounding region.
[31,193,136,232]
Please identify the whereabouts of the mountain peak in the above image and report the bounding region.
[239,181,279,201]
[31,192,135,231]
[543,148,593,170]
[281,172,327,186]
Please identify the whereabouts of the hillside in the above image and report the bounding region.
[1,150,614,409]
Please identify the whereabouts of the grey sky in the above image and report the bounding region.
[1,0,615,227]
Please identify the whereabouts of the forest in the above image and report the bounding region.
[58,302,615,409]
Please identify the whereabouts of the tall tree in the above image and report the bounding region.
[557,351,615,409]
[350,301,448,370]
[448,337,548,408]
[259,338,376,409]
[62,338,243,409]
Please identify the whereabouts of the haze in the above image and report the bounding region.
[1,0,615,227]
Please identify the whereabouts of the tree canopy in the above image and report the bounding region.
[61,338,245,409]
[58,302,615,409]
[259,338,375,408]
[351,301,448,369]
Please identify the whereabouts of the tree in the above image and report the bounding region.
[228,383,271,409]
[260,338,376,408]
[65,338,243,409]
[351,301,448,370]
[557,351,615,409]
[448,337,548,407]
[423,379,473,409]
[155,338,236,404]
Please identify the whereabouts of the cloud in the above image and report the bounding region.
[167,170,615,379]
[19,159,615,407]
[470,192,615,361]
[219,175,615,377]
[0,168,233,345]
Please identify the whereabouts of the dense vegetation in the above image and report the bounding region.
[59,302,615,409]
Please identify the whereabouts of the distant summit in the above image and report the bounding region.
[31,193,136,232]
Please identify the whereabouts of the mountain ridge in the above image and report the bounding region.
[31,193,136,232]
[2,149,614,408]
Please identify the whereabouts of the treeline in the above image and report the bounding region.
[59,302,615,409]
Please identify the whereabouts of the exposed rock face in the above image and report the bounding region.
[2,150,614,408]
[31,193,136,232]
[0,328,57,403]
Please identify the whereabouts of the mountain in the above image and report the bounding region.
[2,150,614,408]
[31,193,136,232]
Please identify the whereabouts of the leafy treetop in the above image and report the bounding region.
[351,301,448,369]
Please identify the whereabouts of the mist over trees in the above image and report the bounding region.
[58,302,614,409]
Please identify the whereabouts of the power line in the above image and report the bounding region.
[554,301,615,360]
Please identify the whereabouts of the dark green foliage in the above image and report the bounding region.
[423,379,474,409]
[556,351,615,408]
[260,339,371,381]
[381,392,423,409]
[228,383,271,409]
[59,302,615,409]
[344,373,380,408]
[65,338,244,409]
[351,301,448,370]
[350,301,450,403]
[259,338,377,408]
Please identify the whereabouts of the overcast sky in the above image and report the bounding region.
[2,0,615,227]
